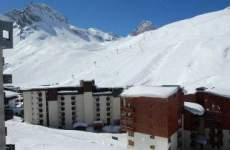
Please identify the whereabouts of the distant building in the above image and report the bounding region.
[4,90,22,117]
[22,80,123,130]
[121,85,184,150]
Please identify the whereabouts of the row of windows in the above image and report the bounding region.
[128,132,155,139]
[96,97,111,101]
[96,107,111,112]
[60,106,76,111]
[128,139,171,150]
[96,104,110,109]
[60,96,76,101]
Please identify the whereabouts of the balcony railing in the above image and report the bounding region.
[6,144,15,150]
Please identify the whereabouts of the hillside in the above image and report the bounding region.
[3,4,230,93]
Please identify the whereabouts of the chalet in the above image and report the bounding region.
[121,85,184,150]
[22,80,123,130]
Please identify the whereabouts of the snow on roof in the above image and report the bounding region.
[185,86,230,99]
[21,84,77,91]
[93,91,112,96]
[184,102,205,116]
[5,90,18,98]
[205,88,230,98]
[0,15,11,22]
[57,90,78,94]
[121,86,178,98]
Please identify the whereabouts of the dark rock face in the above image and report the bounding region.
[131,20,156,36]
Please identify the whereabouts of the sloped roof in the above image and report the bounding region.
[121,85,179,99]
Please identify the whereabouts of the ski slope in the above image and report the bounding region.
[6,118,127,150]
[3,4,230,93]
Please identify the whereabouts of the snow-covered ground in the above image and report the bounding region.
[6,117,127,150]
[3,4,230,94]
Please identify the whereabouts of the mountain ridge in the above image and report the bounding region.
[5,3,119,42]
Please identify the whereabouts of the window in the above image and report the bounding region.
[128,131,134,137]
[38,104,43,107]
[106,97,110,101]
[61,112,65,117]
[178,131,182,138]
[71,102,76,105]
[72,112,76,116]
[96,97,99,102]
[107,118,111,124]
[3,30,10,40]
[96,113,100,117]
[96,103,100,107]
[39,114,43,118]
[106,108,110,111]
[96,108,100,112]
[71,96,75,100]
[61,107,65,111]
[39,120,43,125]
[72,107,76,110]
[61,102,65,106]
[168,137,171,143]
[107,113,111,116]
[38,98,42,102]
[39,109,43,113]
[150,135,155,139]
[61,97,65,100]
[38,92,42,97]
[106,103,110,106]
[150,145,155,149]
[128,140,134,146]
[178,140,182,148]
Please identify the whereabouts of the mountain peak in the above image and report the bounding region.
[131,20,156,36]
[5,3,68,28]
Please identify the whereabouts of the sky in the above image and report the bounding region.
[0,0,230,35]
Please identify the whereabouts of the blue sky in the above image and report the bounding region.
[0,0,230,35]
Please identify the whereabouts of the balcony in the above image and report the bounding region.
[120,119,135,131]
[205,112,222,123]
[6,144,15,150]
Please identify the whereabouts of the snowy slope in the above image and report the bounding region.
[3,4,230,93]
[6,118,127,150]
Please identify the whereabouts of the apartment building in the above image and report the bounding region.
[22,80,123,130]
[0,18,15,150]
[121,85,184,150]
[184,87,230,150]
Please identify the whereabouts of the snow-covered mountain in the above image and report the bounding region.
[5,3,118,42]
[3,3,230,93]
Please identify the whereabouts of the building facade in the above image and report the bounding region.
[121,85,230,150]
[0,18,15,150]
[22,80,122,130]
[184,88,230,150]
[121,86,184,150]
